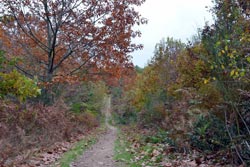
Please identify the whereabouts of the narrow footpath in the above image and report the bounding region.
[70,97,118,167]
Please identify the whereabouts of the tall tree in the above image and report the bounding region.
[0,0,146,82]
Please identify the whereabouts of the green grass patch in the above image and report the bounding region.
[58,138,96,167]
[114,128,139,167]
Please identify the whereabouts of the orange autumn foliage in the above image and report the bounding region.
[0,0,146,83]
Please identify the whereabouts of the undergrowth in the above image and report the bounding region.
[114,126,171,167]
[115,125,236,167]
[0,99,100,166]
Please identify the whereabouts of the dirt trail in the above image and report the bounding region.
[71,97,118,167]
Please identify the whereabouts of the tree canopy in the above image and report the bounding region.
[0,0,146,83]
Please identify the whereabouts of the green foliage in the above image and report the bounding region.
[0,50,40,101]
[143,130,175,146]
[202,0,250,82]
[190,114,230,152]
[66,81,107,127]
[68,81,107,115]
[0,50,6,69]
[135,65,144,74]
[112,111,137,125]
[88,81,108,111]
[198,83,223,109]
[0,70,41,101]
[70,102,86,114]
[111,86,138,125]
[70,102,98,115]
[0,50,21,70]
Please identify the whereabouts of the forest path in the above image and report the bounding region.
[70,96,118,167]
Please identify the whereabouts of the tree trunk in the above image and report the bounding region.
[40,72,54,105]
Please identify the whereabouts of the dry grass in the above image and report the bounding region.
[0,98,99,166]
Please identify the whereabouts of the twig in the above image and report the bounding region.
[224,110,245,165]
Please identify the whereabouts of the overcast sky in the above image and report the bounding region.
[132,0,214,67]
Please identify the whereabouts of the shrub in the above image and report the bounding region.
[0,50,40,101]
[144,130,175,146]
[64,81,107,115]
[0,70,41,101]
[189,114,230,152]
[112,111,137,125]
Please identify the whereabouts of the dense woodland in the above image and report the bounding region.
[0,0,250,166]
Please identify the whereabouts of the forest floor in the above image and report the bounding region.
[1,96,238,167]
[70,96,119,167]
